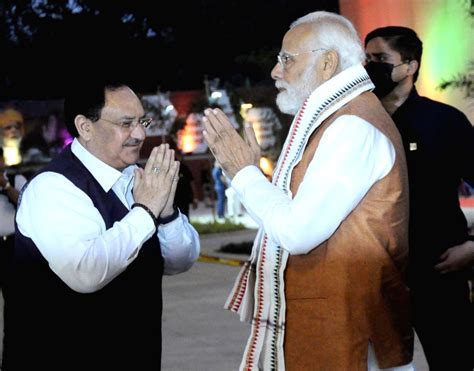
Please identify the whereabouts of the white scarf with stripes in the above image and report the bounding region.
[224,64,374,371]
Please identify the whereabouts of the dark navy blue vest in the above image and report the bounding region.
[3,145,164,371]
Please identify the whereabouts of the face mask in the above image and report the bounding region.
[364,61,398,98]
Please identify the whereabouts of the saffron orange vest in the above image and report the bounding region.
[284,92,414,370]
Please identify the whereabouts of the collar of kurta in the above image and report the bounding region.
[225,63,374,371]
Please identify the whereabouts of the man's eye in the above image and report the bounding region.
[121,121,133,128]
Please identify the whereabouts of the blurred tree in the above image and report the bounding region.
[438,0,473,98]
[0,0,339,99]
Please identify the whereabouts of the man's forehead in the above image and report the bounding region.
[283,23,313,49]
[105,87,134,105]
[366,37,397,53]
[104,87,143,114]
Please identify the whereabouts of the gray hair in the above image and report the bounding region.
[290,11,365,72]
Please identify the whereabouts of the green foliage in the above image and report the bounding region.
[437,1,473,98]
[190,219,247,234]
[438,71,473,98]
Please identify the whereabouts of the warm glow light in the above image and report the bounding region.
[181,133,195,153]
[259,156,273,177]
[240,103,253,120]
[3,146,21,166]
[177,113,204,153]
[179,125,198,153]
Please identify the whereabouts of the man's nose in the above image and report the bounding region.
[131,124,146,140]
[271,62,283,80]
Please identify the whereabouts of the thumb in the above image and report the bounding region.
[134,168,144,189]
[244,122,258,150]
[244,122,261,164]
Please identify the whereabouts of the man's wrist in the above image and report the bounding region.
[158,207,179,225]
[131,202,159,229]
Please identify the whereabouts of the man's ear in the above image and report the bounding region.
[321,50,339,80]
[75,115,93,141]
[406,60,419,77]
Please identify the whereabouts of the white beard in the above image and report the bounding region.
[276,89,302,115]
[275,65,317,115]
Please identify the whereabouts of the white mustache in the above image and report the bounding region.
[275,82,289,90]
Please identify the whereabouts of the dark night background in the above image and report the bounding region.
[0,0,339,99]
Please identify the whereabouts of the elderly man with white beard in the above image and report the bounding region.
[202,11,414,371]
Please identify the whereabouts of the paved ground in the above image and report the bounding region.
[0,258,429,371]
[160,220,429,371]
[162,261,429,371]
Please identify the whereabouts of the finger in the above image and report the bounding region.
[155,143,167,167]
[202,130,223,160]
[202,120,220,150]
[244,122,259,152]
[149,144,168,178]
[203,110,220,138]
[434,260,452,273]
[204,108,236,143]
[213,108,232,126]
[156,146,173,175]
[169,161,180,194]
[212,108,240,138]
[143,147,160,174]
[438,251,449,261]
[146,145,166,176]
[204,110,245,152]
[133,168,143,189]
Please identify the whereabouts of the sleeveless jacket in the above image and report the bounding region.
[284,92,414,370]
[3,146,164,371]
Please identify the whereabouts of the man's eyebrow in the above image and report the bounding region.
[119,115,146,120]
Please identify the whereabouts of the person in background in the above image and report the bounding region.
[2,77,200,371]
[225,183,243,220]
[0,109,25,167]
[0,147,27,286]
[20,112,69,179]
[211,160,226,220]
[19,120,52,166]
[170,140,198,218]
[365,26,474,371]
[203,11,414,370]
[0,146,27,364]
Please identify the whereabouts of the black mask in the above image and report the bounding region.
[364,61,398,98]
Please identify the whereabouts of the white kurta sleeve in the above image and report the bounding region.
[232,115,396,255]
[17,172,159,293]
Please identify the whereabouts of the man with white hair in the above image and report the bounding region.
[203,11,414,370]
